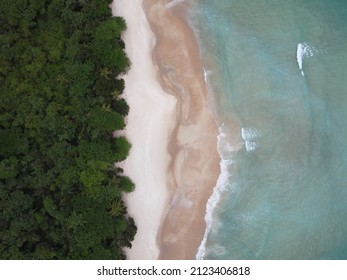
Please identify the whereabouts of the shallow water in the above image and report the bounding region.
[188,0,347,259]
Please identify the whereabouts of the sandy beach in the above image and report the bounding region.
[112,0,220,259]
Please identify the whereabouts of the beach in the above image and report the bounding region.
[112,0,220,259]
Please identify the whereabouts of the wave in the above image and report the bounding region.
[296,43,318,76]
[196,124,235,259]
[203,67,212,85]
[241,127,261,152]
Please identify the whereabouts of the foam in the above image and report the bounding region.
[209,244,227,256]
[196,125,235,259]
[297,43,304,76]
[196,159,231,259]
[241,127,261,152]
[218,123,239,153]
[245,141,260,152]
[203,67,208,84]
[296,43,318,76]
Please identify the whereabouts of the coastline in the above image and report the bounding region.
[143,0,220,259]
[112,0,220,259]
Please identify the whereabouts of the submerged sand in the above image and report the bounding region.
[112,0,220,259]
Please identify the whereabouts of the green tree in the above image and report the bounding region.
[112,136,132,162]
[0,0,136,260]
[91,18,130,71]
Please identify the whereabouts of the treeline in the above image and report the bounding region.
[0,0,136,259]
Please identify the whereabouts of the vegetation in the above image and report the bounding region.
[0,0,136,259]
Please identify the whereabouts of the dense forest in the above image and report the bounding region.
[0,0,136,259]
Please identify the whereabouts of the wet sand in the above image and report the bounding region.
[112,0,220,259]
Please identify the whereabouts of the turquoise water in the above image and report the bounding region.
[188,0,347,259]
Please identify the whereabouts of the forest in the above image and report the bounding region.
[0,0,136,259]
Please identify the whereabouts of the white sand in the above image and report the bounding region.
[111,0,177,260]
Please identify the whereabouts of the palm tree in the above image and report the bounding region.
[108,199,124,217]
[56,74,69,83]
[101,103,111,112]
[111,89,120,100]
[100,67,113,80]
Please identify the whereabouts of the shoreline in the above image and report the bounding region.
[143,0,220,259]
[112,0,220,259]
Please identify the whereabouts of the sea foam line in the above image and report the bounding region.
[203,67,208,84]
[296,42,318,76]
[297,43,305,76]
[196,159,231,259]
[196,125,234,259]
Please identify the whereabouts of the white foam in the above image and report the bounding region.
[241,127,260,140]
[196,125,235,259]
[296,43,304,76]
[296,42,318,76]
[203,67,208,84]
[196,159,232,259]
[165,0,185,9]
[241,127,261,152]
[218,123,238,153]
[245,141,260,151]
[209,244,227,256]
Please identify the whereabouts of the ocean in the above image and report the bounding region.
[186,0,347,259]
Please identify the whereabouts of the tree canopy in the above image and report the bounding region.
[0,0,136,259]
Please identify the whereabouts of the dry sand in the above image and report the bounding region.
[112,0,220,259]
[111,0,177,260]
